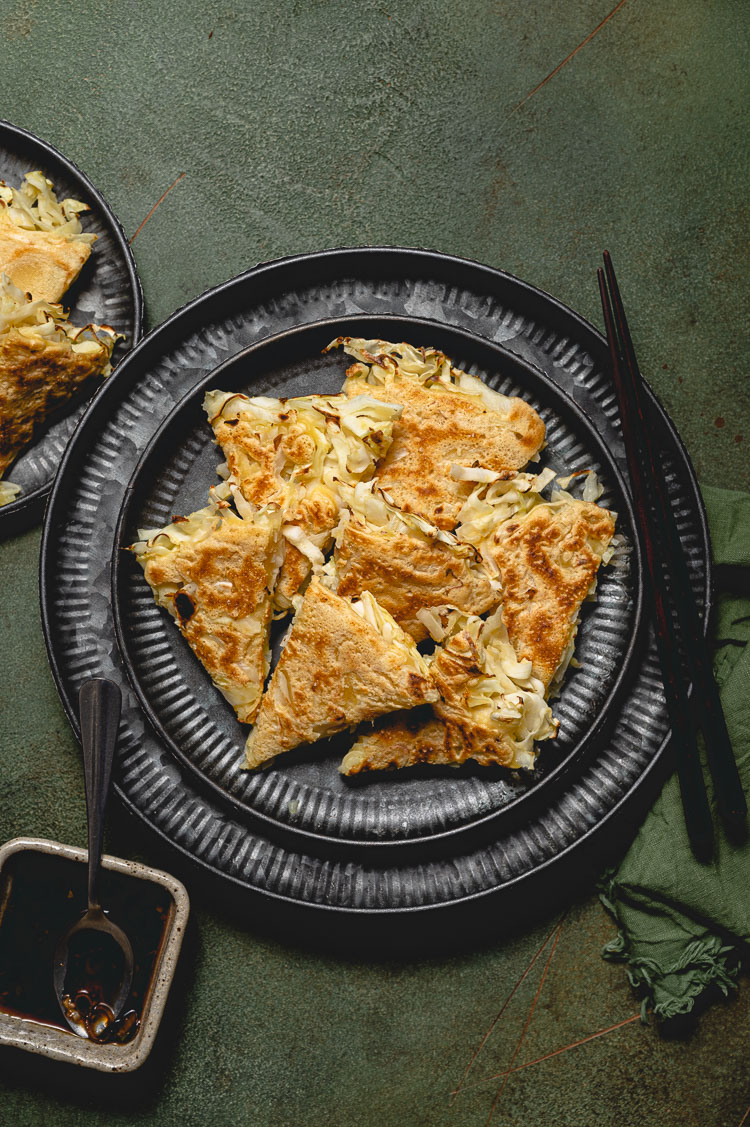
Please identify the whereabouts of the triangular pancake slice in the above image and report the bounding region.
[244,579,438,770]
[203,389,402,610]
[329,482,499,641]
[132,494,284,725]
[479,498,616,691]
[0,275,120,491]
[340,608,557,775]
[328,337,546,530]
[0,172,95,301]
[339,711,456,774]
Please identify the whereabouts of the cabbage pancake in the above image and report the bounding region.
[0,172,95,302]
[203,389,401,610]
[328,337,546,530]
[329,482,498,641]
[0,276,119,497]
[131,494,283,725]
[244,579,438,770]
[477,499,616,691]
[340,608,557,775]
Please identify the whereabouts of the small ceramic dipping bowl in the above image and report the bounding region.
[0,836,189,1072]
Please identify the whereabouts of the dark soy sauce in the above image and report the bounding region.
[0,850,172,1044]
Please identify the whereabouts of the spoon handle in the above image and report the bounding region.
[79,679,122,912]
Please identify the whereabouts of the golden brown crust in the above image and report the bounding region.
[340,712,458,774]
[344,376,545,530]
[213,409,341,606]
[210,414,290,507]
[430,635,517,765]
[0,210,91,302]
[209,403,375,608]
[340,709,515,775]
[338,589,578,777]
[334,521,497,641]
[245,579,438,769]
[0,330,109,476]
[140,513,279,724]
[274,485,339,606]
[490,500,616,687]
[340,630,524,775]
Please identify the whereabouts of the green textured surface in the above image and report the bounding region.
[1,1,749,1124]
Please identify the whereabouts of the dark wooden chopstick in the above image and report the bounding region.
[602,253,746,830]
[599,254,746,855]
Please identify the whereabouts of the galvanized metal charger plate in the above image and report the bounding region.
[41,248,710,915]
[111,315,642,847]
[0,121,143,532]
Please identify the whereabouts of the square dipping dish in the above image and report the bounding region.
[0,836,189,1072]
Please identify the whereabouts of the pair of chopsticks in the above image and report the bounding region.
[598,251,746,858]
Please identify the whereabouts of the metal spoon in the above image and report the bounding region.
[53,678,134,1039]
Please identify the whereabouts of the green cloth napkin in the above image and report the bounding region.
[600,485,750,1020]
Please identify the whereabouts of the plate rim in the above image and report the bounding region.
[110,311,646,849]
[0,118,145,529]
[39,246,712,914]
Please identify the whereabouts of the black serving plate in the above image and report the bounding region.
[40,247,710,917]
[112,315,643,848]
[0,120,143,533]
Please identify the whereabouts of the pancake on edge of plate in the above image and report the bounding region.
[244,578,438,770]
[456,475,617,692]
[324,479,500,642]
[203,389,402,611]
[0,274,120,505]
[131,490,284,726]
[326,336,546,531]
[0,171,95,302]
[340,606,557,775]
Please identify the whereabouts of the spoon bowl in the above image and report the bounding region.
[53,679,135,1039]
[53,909,134,1039]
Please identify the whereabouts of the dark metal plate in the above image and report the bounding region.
[112,315,642,846]
[0,120,143,532]
[40,248,709,915]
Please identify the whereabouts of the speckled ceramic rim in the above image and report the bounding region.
[39,247,712,916]
[0,120,144,533]
[110,313,645,849]
[0,837,189,1072]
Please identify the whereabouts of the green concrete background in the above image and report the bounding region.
[1,1,749,1123]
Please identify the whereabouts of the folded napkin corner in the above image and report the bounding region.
[599,484,750,1024]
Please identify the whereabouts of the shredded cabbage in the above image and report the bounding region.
[454,469,555,561]
[582,469,603,502]
[0,172,96,243]
[283,524,325,566]
[434,608,558,766]
[326,336,517,416]
[602,532,625,567]
[552,468,604,502]
[0,481,21,507]
[334,480,458,547]
[449,465,507,483]
[0,273,121,372]
[351,590,433,678]
[203,389,401,501]
[203,389,403,608]
[415,605,474,643]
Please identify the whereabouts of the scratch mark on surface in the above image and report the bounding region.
[737,1102,750,1127]
[484,917,565,1126]
[463,1012,642,1091]
[130,172,186,243]
[507,0,629,119]
[450,916,565,1104]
